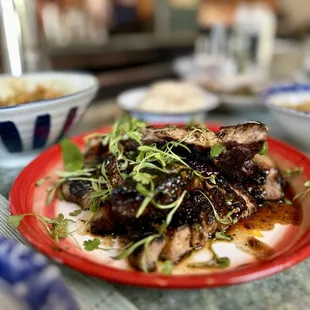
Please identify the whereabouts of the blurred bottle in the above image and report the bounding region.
[232,0,276,76]
[137,0,154,32]
[195,0,236,65]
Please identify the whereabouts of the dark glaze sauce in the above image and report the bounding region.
[228,199,302,260]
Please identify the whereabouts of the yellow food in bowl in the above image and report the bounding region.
[0,85,66,107]
[284,102,310,113]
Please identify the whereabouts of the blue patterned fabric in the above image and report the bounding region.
[0,236,79,310]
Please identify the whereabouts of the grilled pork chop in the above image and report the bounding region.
[61,122,285,272]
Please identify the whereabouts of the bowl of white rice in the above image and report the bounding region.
[117,80,219,124]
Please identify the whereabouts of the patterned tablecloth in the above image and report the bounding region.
[1,102,310,310]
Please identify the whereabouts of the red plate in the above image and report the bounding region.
[9,125,310,289]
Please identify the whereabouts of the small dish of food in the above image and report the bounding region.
[9,116,310,288]
[172,55,266,110]
[117,80,219,124]
[0,72,99,167]
[265,84,310,148]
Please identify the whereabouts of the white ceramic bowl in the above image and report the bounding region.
[117,86,219,124]
[0,72,99,167]
[265,84,310,147]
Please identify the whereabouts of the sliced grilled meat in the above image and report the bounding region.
[62,180,93,209]
[129,237,166,272]
[159,225,192,263]
[84,137,108,164]
[90,202,116,234]
[250,154,285,202]
[142,126,219,149]
[219,122,268,149]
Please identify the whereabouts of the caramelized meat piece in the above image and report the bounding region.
[219,122,268,147]
[129,237,166,272]
[142,126,219,149]
[84,137,108,164]
[62,180,93,209]
[90,203,116,235]
[159,225,192,263]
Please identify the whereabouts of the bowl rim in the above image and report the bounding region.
[265,83,310,118]
[0,71,99,111]
[117,86,220,116]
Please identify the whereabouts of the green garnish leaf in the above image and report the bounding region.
[133,172,152,185]
[216,257,231,268]
[136,183,150,197]
[57,189,64,201]
[209,174,216,184]
[60,138,83,172]
[46,187,57,205]
[215,232,233,241]
[8,215,25,229]
[35,178,45,186]
[69,209,82,217]
[114,234,160,260]
[282,167,303,178]
[83,238,101,251]
[259,141,268,155]
[90,200,100,213]
[199,190,237,225]
[188,257,230,269]
[284,198,293,205]
[159,191,187,233]
[210,144,223,158]
[127,131,142,145]
[49,213,72,242]
[160,260,173,275]
[293,180,310,202]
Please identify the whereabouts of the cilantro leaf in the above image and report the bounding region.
[83,238,101,251]
[69,209,82,217]
[160,260,173,275]
[215,231,233,241]
[259,141,268,155]
[210,144,223,158]
[60,138,83,172]
[8,215,25,229]
[50,214,71,242]
[133,172,152,185]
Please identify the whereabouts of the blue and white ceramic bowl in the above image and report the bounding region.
[265,84,310,147]
[0,236,78,310]
[0,72,99,167]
